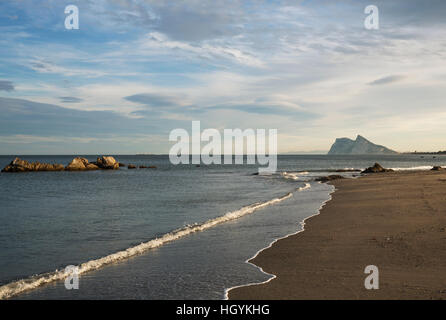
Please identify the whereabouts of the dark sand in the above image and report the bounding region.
[229,171,446,299]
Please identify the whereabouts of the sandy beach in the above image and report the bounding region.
[229,170,446,300]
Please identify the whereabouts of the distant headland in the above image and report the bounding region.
[328,135,398,155]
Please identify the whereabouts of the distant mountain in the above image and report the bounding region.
[328,135,398,155]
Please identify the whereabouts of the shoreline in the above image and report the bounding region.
[224,181,335,299]
[228,170,446,299]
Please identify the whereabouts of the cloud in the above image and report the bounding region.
[0,80,14,92]
[368,75,405,86]
[71,0,245,42]
[155,3,243,42]
[28,60,108,78]
[207,102,318,120]
[135,32,263,67]
[0,97,184,137]
[59,96,83,103]
[378,0,446,26]
[124,93,178,107]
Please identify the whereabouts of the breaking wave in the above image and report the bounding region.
[0,184,312,300]
[390,166,435,171]
[281,172,299,180]
[280,171,310,181]
[298,183,311,191]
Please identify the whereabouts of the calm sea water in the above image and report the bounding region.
[0,154,444,299]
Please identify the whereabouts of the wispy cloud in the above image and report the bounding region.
[368,75,406,86]
[124,93,180,107]
[59,96,83,103]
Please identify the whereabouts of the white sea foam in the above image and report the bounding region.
[0,187,311,300]
[281,171,310,181]
[281,172,299,180]
[390,166,434,171]
[298,183,311,191]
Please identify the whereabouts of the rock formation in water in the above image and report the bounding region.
[1,158,65,172]
[66,157,89,171]
[95,156,119,170]
[1,156,119,172]
[328,135,397,155]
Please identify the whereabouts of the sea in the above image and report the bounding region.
[0,154,444,299]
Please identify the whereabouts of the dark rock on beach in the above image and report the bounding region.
[431,166,444,171]
[316,175,345,183]
[1,158,65,172]
[361,163,394,174]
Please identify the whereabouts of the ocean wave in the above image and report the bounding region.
[0,185,312,300]
[298,183,311,191]
[281,172,299,180]
[390,166,434,171]
[280,171,310,181]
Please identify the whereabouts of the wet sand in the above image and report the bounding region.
[229,170,446,299]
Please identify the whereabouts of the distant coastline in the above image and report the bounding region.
[403,151,446,155]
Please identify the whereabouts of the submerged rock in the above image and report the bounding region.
[335,169,361,172]
[1,157,64,172]
[361,163,394,174]
[316,175,345,182]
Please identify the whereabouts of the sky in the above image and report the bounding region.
[0,0,446,154]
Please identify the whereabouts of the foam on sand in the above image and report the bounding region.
[0,184,312,300]
[390,166,434,171]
